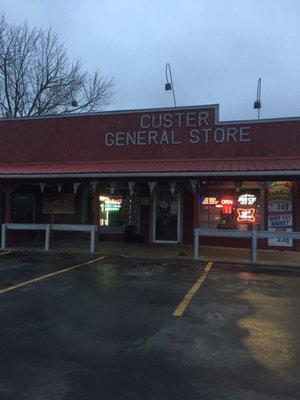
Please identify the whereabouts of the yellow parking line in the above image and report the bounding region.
[0,255,105,295]
[173,261,213,317]
[0,251,13,256]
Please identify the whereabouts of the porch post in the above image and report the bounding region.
[4,192,11,223]
[1,183,17,248]
[91,181,99,246]
[1,183,18,223]
[191,179,200,258]
[193,185,200,230]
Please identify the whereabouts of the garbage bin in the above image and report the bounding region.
[124,225,135,242]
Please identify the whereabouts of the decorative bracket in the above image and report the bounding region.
[73,182,81,194]
[148,181,157,195]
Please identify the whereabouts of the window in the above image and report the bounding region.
[99,194,139,232]
[100,195,123,228]
[199,191,261,230]
[13,194,35,223]
[199,203,221,229]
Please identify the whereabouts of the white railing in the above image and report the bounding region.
[194,228,300,262]
[1,223,97,253]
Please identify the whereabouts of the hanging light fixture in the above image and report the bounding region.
[165,63,177,107]
[253,78,262,120]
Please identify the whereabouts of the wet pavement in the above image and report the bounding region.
[0,252,299,399]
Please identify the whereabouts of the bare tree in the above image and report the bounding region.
[0,15,114,117]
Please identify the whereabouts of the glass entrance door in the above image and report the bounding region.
[154,190,180,242]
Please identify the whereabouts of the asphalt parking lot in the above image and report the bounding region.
[0,251,299,400]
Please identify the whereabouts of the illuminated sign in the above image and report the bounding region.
[220,197,234,214]
[237,208,256,223]
[200,196,219,205]
[238,194,257,205]
[100,196,122,211]
[220,198,234,205]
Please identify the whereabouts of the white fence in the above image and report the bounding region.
[194,228,300,262]
[1,224,97,253]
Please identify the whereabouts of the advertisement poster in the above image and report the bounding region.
[268,181,292,212]
[267,182,293,247]
[268,213,293,228]
[42,195,75,215]
[268,228,293,247]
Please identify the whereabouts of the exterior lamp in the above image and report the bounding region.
[165,63,177,107]
[253,78,262,120]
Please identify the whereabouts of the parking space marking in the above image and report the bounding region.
[0,251,13,256]
[173,261,213,317]
[0,255,105,295]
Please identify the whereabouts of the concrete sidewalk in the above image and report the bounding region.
[11,239,300,267]
[95,242,300,266]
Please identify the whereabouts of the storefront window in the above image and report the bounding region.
[199,191,261,230]
[13,194,36,223]
[99,194,139,231]
[100,195,123,228]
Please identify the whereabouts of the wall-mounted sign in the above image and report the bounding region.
[104,111,251,147]
[237,208,256,223]
[42,195,75,215]
[238,194,257,205]
[140,197,150,206]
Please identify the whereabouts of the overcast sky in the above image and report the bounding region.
[0,0,299,121]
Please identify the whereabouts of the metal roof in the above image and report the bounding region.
[0,157,299,179]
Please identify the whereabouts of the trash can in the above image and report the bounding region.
[124,225,135,242]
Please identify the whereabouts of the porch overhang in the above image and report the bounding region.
[0,157,300,179]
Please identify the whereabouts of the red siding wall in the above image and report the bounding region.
[0,107,299,166]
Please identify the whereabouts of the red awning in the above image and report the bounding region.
[0,157,300,177]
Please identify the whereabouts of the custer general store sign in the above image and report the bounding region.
[104,110,251,147]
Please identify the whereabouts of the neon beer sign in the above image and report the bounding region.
[237,208,256,223]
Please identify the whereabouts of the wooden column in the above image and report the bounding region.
[192,181,200,258]
[93,191,100,226]
[193,182,200,230]
[4,191,12,223]
[0,183,17,247]
[91,181,99,245]
[1,183,17,223]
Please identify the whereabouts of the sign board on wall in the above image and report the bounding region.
[104,110,251,148]
[267,182,293,247]
[42,195,75,215]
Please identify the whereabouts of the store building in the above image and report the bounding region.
[0,104,300,250]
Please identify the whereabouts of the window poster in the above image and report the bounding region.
[267,182,293,247]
